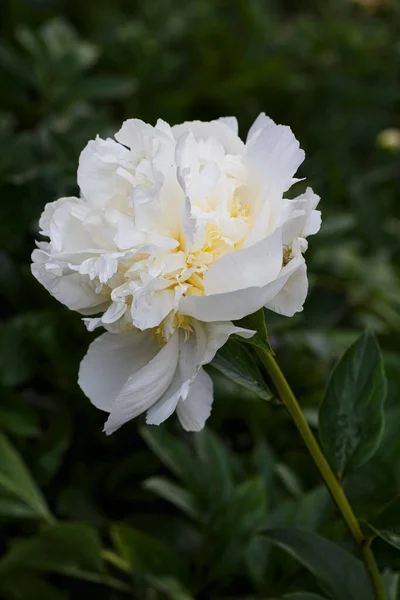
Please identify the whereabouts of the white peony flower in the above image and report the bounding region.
[31,114,321,433]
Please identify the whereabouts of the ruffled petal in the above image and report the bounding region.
[177,368,214,431]
[78,330,159,412]
[146,321,253,427]
[78,136,132,206]
[104,332,179,434]
[180,257,307,321]
[204,227,283,295]
[245,113,305,194]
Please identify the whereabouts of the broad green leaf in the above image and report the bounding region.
[212,338,273,400]
[0,432,52,522]
[111,523,186,579]
[0,522,105,575]
[319,331,386,476]
[234,308,273,353]
[143,476,200,519]
[365,497,400,550]
[264,528,374,600]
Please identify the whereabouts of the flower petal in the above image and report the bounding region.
[31,256,107,313]
[78,330,160,412]
[104,332,179,434]
[264,258,308,317]
[204,227,283,295]
[180,258,307,321]
[245,113,305,194]
[172,120,244,155]
[146,320,253,427]
[78,136,132,206]
[177,368,213,431]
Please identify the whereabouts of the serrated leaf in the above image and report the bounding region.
[319,331,386,476]
[365,496,400,550]
[212,339,273,400]
[0,432,52,522]
[263,528,374,600]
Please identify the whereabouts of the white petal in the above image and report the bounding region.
[102,301,127,324]
[78,136,132,206]
[104,332,179,434]
[245,113,305,194]
[204,227,283,295]
[78,330,159,412]
[264,258,308,317]
[192,320,255,366]
[281,187,321,245]
[31,258,107,313]
[180,196,197,251]
[177,368,213,431]
[217,116,239,135]
[131,285,177,331]
[172,120,244,155]
[146,320,252,427]
[179,257,307,322]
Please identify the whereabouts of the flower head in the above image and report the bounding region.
[32,114,321,433]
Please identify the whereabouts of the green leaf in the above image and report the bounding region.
[143,476,200,520]
[319,331,386,476]
[0,392,39,437]
[263,528,374,600]
[74,75,137,101]
[282,594,328,600]
[194,428,235,505]
[0,319,35,387]
[0,522,105,576]
[207,478,267,580]
[0,572,67,600]
[111,523,185,579]
[140,427,200,491]
[365,496,400,550]
[0,432,53,522]
[212,338,273,400]
[146,575,194,600]
[0,522,129,591]
[382,569,399,600]
[234,308,273,353]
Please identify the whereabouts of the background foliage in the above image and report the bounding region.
[1,0,400,598]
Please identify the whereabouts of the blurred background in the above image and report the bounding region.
[0,0,400,598]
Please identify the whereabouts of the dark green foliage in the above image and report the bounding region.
[319,331,386,476]
[1,0,400,598]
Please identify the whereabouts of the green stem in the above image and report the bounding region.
[258,348,386,600]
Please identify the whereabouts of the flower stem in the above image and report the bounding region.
[257,348,386,600]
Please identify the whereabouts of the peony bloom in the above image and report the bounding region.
[31,114,321,433]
